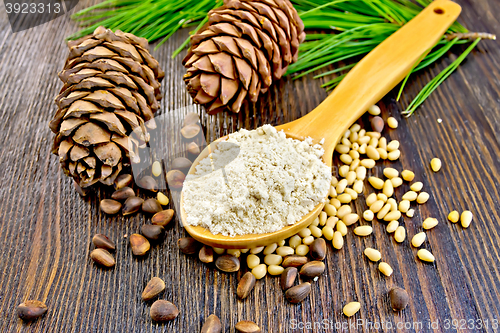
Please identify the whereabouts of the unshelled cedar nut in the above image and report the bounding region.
[235,320,261,333]
[100,199,122,214]
[201,314,222,333]
[150,300,179,322]
[90,248,115,267]
[141,224,165,241]
[280,267,298,291]
[111,187,135,201]
[17,300,48,321]
[285,283,311,304]
[389,287,409,311]
[152,209,175,226]
[114,174,133,190]
[92,234,115,251]
[281,255,309,268]
[167,170,185,189]
[178,237,201,255]
[215,255,240,272]
[129,234,150,256]
[309,238,326,260]
[122,197,144,216]
[237,272,256,299]
[142,198,162,214]
[142,277,166,301]
[299,261,325,279]
[198,245,214,263]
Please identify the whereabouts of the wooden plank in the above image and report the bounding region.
[0,0,499,332]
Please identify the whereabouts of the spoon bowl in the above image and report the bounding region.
[180,0,461,249]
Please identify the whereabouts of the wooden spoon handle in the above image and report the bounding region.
[279,0,461,152]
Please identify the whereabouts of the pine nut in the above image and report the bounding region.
[361,159,376,168]
[250,246,264,254]
[337,221,348,236]
[359,143,367,154]
[358,137,370,145]
[417,249,435,262]
[252,264,267,279]
[331,199,341,209]
[339,165,349,177]
[383,210,401,222]
[322,226,334,240]
[368,177,384,189]
[416,192,430,204]
[247,254,260,269]
[448,210,459,223]
[366,193,377,206]
[277,246,295,257]
[268,265,285,276]
[386,220,399,233]
[350,159,360,171]
[377,203,391,220]
[430,158,442,172]
[423,217,438,230]
[398,200,410,213]
[387,198,398,211]
[336,179,348,194]
[337,205,352,219]
[378,137,387,150]
[329,185,337,197]
[369,137,379,147]
[241,248,250,253]
[296,244,309,256]
[363,210,374,221]
[302,235,315,245]
[368,105,381,115]
[349,132,359,144]
[406,209,415,217]
[379,262,393,276]
[264,243,278,255]
[350,123,361,132]
[402,191,418,201]
[157,192,169,206]
[391,177,403,187]
[326,216,339,228]
[213,247,226,255]
[367,131,381,139]
[312,217,320,227]
[364,248,382,262]
[366,146,380,160]
[401,170,415,181]
[383,167,399,178]
[333,231,344,249]
[331,177,339,186]
[343,213,359,226]
[342,133,351,142]
[356,166,367,180]
[388,150,401,160]
[354,226,373,236]
[377,148,388,159]
[337,193,352,204]
[377,193,388,202]
[227,249,241,258]
[309,225,323,238]
[152,161,162,177]
[353,180,364,193]
[298,228,312,238]
[264,254,282,266]
[343,302,361,317]
[410,182,423,192]
[411,232,426,247]
[345,188,358,200]
[394,226,406,243]
[461,210,473,228]
[349,150,360,160]
[346,171,357,185]
[289,235,302,249]
[387,117,398,128]
[336,144,350,154]
[340,154,353,164]
[387,140,399,151]
[324,203,337,216]
[359,129,366,137]
[370,200,385,213]
[383,180,394,197]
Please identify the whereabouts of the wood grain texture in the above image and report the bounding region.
[0,0,499,332]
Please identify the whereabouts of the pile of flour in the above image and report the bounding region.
[182,124,332,236]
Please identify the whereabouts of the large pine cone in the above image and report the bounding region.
[50,26,164,188]
[183,0,305,114]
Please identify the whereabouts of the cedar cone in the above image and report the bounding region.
[50,26,164,188]
[182,0,305,114]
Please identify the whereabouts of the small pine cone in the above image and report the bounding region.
[183,0,305,114]
[50,26,164,188]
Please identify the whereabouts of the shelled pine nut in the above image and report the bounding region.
[227,249,241,258]
[383,180,394,197]
[387,117,398,128]
[401,170,415,182]
[417,249,435,262]
[252,264,267,279]
[406,209,415,218]
[411,232,426,247]
[339,165,349,177]
[309,225,323,238]
[302,236,315,245]
[360,159,376,168]
[213,247,226,255]
[324,204,337,216]
[368,177,384,189]
[356,166,367,180]
[430,158,442,172]
[289,235,302,249]
[448,211,459,223]
[250,246,264,254]
[264,254,282,266]
[343,302,361,317]
[377,148,388,160]
[410,182,423,192]
[416,192,430,204]
[247,254,260,269]
[394,226,406,243]
[387,150,401,160]
[366,193,377,206]
[322,226,334,240]
[337,193,352,204]
[387,198,398,211]
[386,220,399,233]
[377,193,388,202]
[353,180,364,194]
[331,199,341,209]
[326,217,338,228]
[364,248,382,262]
[402,191,418,201]
[337,221,348,236]
[370,200,385,213]
[461,211,473,228]
[263,243,278,255]
[336,179,348,194]
[268,265,285,276]
[345,188,358,200]
[383,167,399,179]
[337,205,352,219]
[368,105,381,115]
[296,245,309,256]
[379,262,393,276]
[398,200,410,213]
[376,203,391,220]
[383,210,401,222]
[311,217,320,227]
[333,232,344,250]
[387,140,399,151]
[363,210,374,222]
[298,228,311,238]
[277,246,295,257]
[343,213,359,226]
[423,217,438,230]
[354,226,373,236]
[390,177,403,187]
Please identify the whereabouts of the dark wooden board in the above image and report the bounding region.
[0,0,499,332]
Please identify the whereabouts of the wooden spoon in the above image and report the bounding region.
[180,0,461,249]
